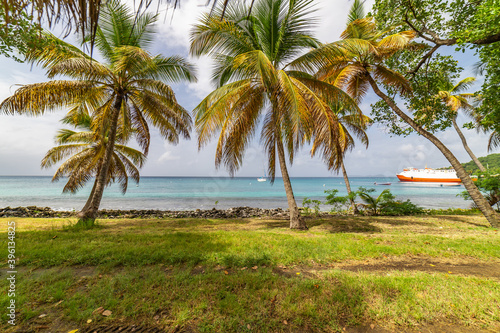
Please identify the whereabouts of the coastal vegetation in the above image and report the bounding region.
[322,187,424,216]
[463,154,500,174]
[1,215,499,332]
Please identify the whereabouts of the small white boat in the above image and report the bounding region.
[257,177,267,182]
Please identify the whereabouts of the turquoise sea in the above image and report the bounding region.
[0,176,470,211]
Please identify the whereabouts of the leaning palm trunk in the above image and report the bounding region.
[452,117,486,172]
[367,76,499,227]
[77,95,123,223]
[276,138,307,230]
[81,176,98,213]
[341,161,358,214]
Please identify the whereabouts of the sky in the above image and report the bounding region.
[0,0,491,178]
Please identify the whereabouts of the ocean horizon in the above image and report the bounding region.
[0,176,471,211]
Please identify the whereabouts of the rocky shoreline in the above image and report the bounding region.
[0,206,317,219]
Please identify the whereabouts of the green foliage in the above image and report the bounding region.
[371,0,500,143]
[381,200,424,216]
[302,197,321,216]
[41,113,146,194]
[357,187,392,215]
[460,168,500,210]
[324,189,355,212]
[371,0,496,44]
[370,53,462,136]
[0,6,41,61]
[462,154,500,173]
[476,44,500,137]
[355,187,423,216]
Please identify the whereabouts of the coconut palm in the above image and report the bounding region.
[330,106,371,214]
[357,188,391,216]
[42,112,146,212]
[306,0,371,214]
[291,3,499,227]
[0,0,196,224]
[190,0,360,229]
[436,77,486,171]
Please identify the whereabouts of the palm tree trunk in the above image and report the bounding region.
[367,76,499,228]
[341,160,359,214]
[77,94,123,223]
[452,117,486,172]
[81,176,98,213]
[276,138,307,230]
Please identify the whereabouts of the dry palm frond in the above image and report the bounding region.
[0,81,95,115]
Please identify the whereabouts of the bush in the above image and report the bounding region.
[459,169,500,210]
[323,187,423,216]
[324,189,351,212]
[356,187,423,216]
[381,199,424,216]
[302,197,321,216]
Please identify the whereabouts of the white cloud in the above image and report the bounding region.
[158,150,181,162]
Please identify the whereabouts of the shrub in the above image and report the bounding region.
[381,199,424,216]
[324,189,350,212]
[302,197,321,216]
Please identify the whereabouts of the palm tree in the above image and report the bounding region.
[310,1,372,214]
[436,77,486,172]
[291,4,499,227]
[42,112,146,212]
[190,0,360,229]
[0,0,196,224]
[358,188,391,216]
[335,108,371,214]
[311,101,370,214]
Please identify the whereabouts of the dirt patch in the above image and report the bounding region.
[346,321,499,332]
[80,324,168,332]
[335,256,500,279]
[269,256,500,280]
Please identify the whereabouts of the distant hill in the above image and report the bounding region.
[462,153,500,173]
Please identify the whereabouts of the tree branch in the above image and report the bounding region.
[408,44,440,77]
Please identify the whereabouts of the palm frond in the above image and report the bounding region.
[451,77,476,93]
[488,132,500,152]
[372,65,412,97]
[0,81,95,115]
[346,0,365,24]
[377,30,417,51]
[41,144,91,168]
[46,57,110,81]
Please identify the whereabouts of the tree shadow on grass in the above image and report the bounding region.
[359,216,433,227]
[432,215,491,228]
[258,217,383,233]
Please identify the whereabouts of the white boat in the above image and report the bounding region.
[396,167,472,183]
[257,177,267,182]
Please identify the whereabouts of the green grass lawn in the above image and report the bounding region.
[1,215,499,332]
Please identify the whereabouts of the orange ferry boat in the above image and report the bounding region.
[396,167,463,183]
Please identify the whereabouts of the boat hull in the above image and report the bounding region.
[397,175,461,183]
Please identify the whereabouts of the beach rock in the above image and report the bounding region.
[0,205,301,219]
